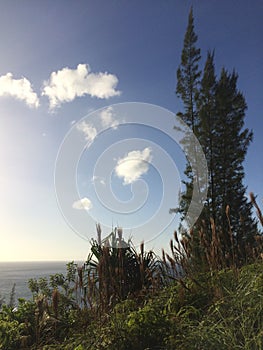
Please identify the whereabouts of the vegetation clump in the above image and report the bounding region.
[0,207,262,349]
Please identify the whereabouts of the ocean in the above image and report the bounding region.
[0,261,83,304]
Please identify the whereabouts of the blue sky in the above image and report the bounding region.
[0,1,262,261]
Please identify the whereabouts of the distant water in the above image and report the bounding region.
[0,261,82,304]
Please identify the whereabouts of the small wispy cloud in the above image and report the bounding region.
[76,120,97,145]
[72,197,93,211]
[42,64,121,110]
[92,175,106,186]
[0,72,39,108]
[115,147,152,185]
[100,106,119,129]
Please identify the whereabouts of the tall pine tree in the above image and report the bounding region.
[213,68,257,255]
[176,6,201,130]
[197,51,218,227]
[175,8,258,264]
[175,7,202,224]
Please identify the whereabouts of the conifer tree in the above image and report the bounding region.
[213,68,257,254]
[175,7,202,222]
[175,9,258,264]
[176,6,201,130]
[197,51,217,227]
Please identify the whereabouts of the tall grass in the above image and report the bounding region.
[164,195,263,281]
[81,225,163,317]
[0,196,262,349]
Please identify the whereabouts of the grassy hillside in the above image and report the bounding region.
[0,197,262,349]
[39,261,263,350]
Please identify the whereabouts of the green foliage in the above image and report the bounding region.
[174,6,202,225]
[0,235,166,349]
[56,261,262,350]
[0,262,84,349]
[175,8,259,267]
[83,226,163,315]
[0,254,262,349]
[25,261,81,346]
[176,6,201,129]
[0,299,35,349]
[74,346,84,350]
[212,68,256,242]
[125,301,168,349]
[0,319,21,349]
[164,263,263,350]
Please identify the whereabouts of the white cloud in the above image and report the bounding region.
[115,147,152,185]
[42,64,121,109]
[100,106,118,129]
[0,72,39,108]
[92,175,106,186]
[72,197,93,211]
[77,121,97,144]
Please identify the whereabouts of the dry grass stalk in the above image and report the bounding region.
[250,192,263,226]
[52,289,59,319]
[164,201,263,281]
[83,227,163,316]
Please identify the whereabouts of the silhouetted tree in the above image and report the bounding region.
[175,8,258,265]
[175,7,202,223]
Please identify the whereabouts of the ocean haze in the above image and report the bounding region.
[0,261,83,303]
